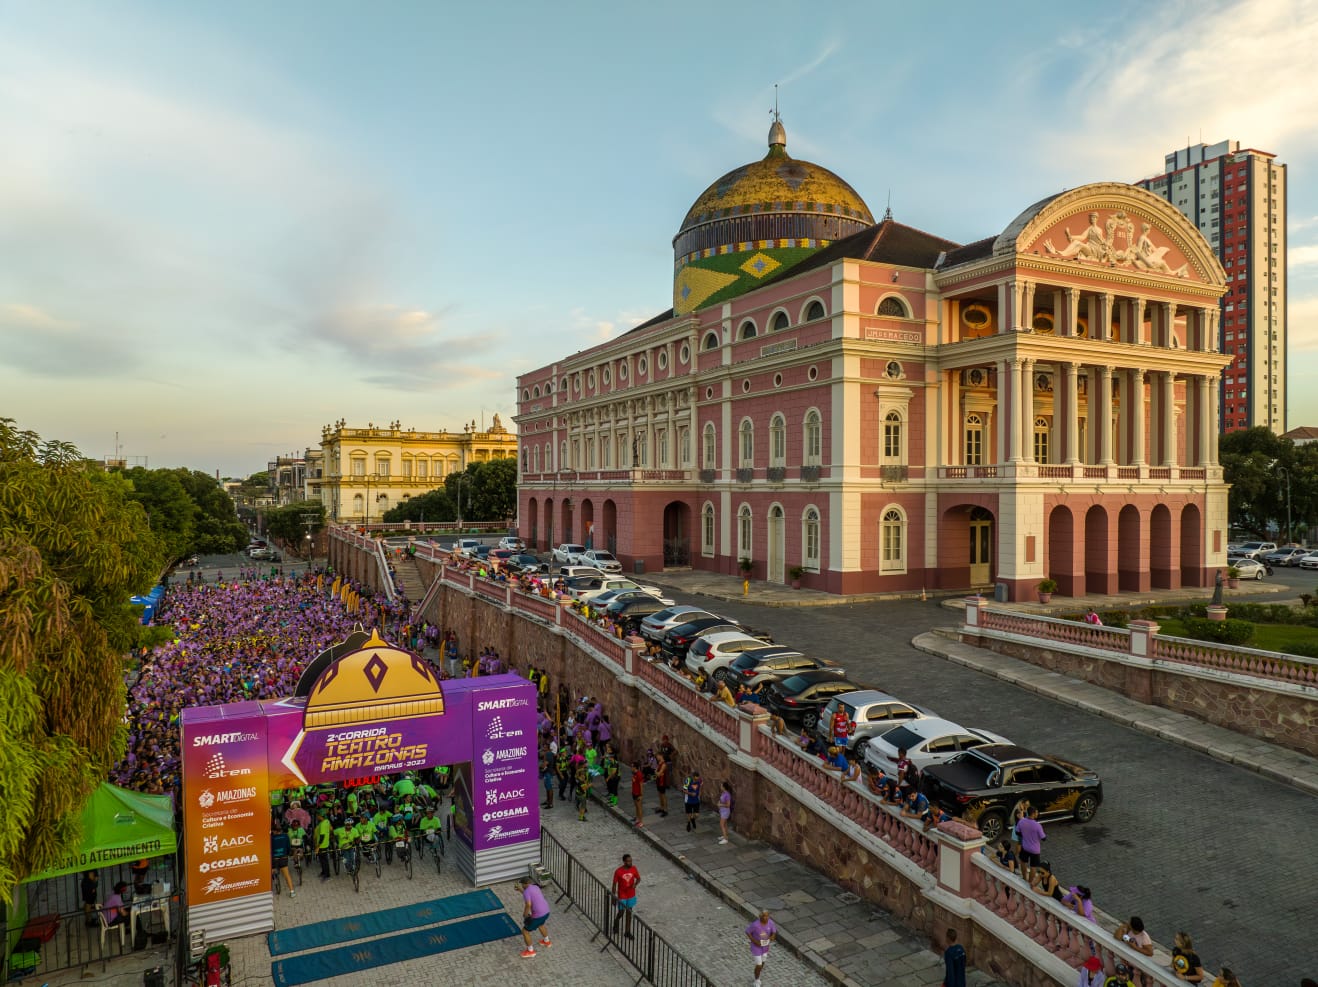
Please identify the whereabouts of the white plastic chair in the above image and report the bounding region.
[98,908,126,956]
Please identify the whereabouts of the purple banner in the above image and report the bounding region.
[468,689,539,851]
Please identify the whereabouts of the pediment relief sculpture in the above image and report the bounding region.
[1043,210,1189,278]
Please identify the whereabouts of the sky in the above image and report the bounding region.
[2,0,1316,477]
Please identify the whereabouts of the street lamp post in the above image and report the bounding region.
[1278,466,1293,544]
[452,474,468,531]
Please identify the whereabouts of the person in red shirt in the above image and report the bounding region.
[611,853,641,939]
[631,762,645,828]
[831,707,850,747]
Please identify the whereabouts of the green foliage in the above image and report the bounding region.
[0,418,163,892]
[382,488,453,524]
[451,457,517,523]
[1178,616,1256,646]
[121,467,195,561]
[171,469,246,554]
[1219,428,1318,540]
[264,501,324,553]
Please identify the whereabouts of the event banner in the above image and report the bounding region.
[467,687,538,852]
[179,703,272,906]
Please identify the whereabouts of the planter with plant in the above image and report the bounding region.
[1036,578,1058,603]
[788,565,806,589]
[738,557,753,576]
[1226,566,1241,589]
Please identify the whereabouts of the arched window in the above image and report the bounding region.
[769,413,786,466]
[601,435,611,468]
[964,414,984,466]
[881,507,906,573]
[702,503,715,557]
[532,446,540,472]
[771,311,789,332]
[1034,417,1050,464]
[619,434,630,467]
[636,429,648,467]
[805,299,826,321]
[702,423,717,469]
[803,507,820,571]
[702,331,720,350]
[543,443,552,471]
[883,410,904,462]
[739,319,757,340]
[803,410,822,466]
[679,427,691,467]
[532,385,541,398]
[738,504,752,561]
[878,296,910,318]
[521,449,528,472]
[739,418,754,467]
[560,441,568,469]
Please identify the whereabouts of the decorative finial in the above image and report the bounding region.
[883,190,892,222]
[767,83,786,151]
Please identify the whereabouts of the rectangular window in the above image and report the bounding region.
[804,518,820,569]
[883,420,902,460]
[586,438,596,469]
[401,460,412,477]
[703,428,716,469]
[1034,427,1049,464]
[601,438,611,469]
[376,461,390,477]
[657,429,669,467]
[351,460,365,477]
[680,428,691,467]
[637,431,649,467]
[965,425,983,466]
[702,510,715,557]
[416,460,426,478]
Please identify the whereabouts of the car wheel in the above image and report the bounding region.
[976,810,1006,844]
[1073,791,1100,824]
[801,711,819,730]
[1256,570,1264,580]
[852,737,870,760]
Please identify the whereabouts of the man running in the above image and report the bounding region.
[745,908,778,987]
[516,878,552,958]
[611,853,640,939]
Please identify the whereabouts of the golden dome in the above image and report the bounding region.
[673,118,874,260]
[305,629,444,727]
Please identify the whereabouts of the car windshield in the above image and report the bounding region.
[880,725,926,750]
[778,674,814,693]
[591,552,617,562]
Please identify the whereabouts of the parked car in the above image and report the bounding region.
[580,549,623,573]
[1227,541,1276,560]
[488,548,515,564]
[553,543,587,565]
[662,616,748,654]
[861,718,1011,775]
[814,690,935,755]
[454,538,481,557]
[1300,552,1318,570]
[721,648,839,688]
[685,631,775,677]
[1262,546,1303,566]
[919,744,1103,843]
[509,553,547,573]
[571,576,672,605]
[498,536,526,552]
[557,565,604,580]
[1231,558,1268,580]
[640,606,715,643]
[764,671,868,730]
[605,595,669,631]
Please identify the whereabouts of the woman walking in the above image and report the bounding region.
[717,781,733,844]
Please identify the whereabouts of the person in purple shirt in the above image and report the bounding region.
[1062,884,1095,922]
[102,881,130,927]
[1014,806,1047,884]
[744,908,778,987]
[516,878,552,957]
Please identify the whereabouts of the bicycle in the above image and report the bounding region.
[361,837,382,880]
[418,827,444,875]
[395,833,413,880]
[343,840,361,894]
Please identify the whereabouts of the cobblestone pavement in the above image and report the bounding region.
[645,570,1318,984]
[550,785,1004,987]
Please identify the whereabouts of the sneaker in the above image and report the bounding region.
[289,889,296,898]
[538,938,552,947]
[520,948,536,958]
[718,837,728,844]
[754,979,761,987]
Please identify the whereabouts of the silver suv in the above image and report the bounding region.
[814,690,935,756]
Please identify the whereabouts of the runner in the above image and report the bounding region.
[611,853,640,939]
[745,908,778,987]
[682,769,703,832]
[516,878,552,958]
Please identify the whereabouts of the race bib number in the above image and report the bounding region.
[395,840,408,849]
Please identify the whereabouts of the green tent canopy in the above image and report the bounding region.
[25,783,176,884]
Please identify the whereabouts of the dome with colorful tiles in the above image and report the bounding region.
[672,117,874,315]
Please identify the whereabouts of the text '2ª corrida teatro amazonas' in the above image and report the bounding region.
[514,116,1231,601]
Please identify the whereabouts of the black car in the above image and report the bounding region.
[719,647,838,688]
[605,596,668,631]
[662,616,745,654]
[919,744,1103,843]
[764,670,867,730]
[510,553,546,573]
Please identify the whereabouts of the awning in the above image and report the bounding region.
[24,783,176,883]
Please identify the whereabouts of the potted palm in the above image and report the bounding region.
[1226,566,1241,589]
[738,557,753,577]
[788,565,806,589]
[1036,578,1058,604]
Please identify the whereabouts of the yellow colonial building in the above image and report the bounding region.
[318,417,516,522]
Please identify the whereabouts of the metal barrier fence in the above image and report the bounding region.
[538,829,713,987]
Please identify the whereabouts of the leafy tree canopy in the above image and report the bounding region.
[379,458,516,525]
[0,418,163,892]
[381,488,453,524]
[264,500,325,553]
[171,469,246,554]
[1220,428,1318,541]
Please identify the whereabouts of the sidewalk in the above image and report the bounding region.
[577,783,1005,987]
[913,628,1318,798]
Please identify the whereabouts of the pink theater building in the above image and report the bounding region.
[514,119,1230,600]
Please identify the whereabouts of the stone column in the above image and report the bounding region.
[1008,358,1024,461]
[1197,375,1213,466]
[994,360,1008,464]
[1065,287,1081,338]
[1161,372,1178,467]
[1098,292,1114,341]
[1207,375,1220,464]
[1131,369,1146,466]
[997,281,1011,334]
[1065,363,1081,465]
[1020,358,1035,463]
[1132,297,1147,345]
[1098,366,1114,465]
[1022,281,1037,331]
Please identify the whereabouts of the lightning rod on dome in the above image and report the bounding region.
[772,83,780,123]
[884,190,892,222]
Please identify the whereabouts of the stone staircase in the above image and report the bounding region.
[391,555,430,607]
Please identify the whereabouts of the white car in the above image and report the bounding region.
[1231,558,1267,580]
[454,538,481,557]
[1301,553,1318,570]
[552,543,587,565]
[580,549,622,573]
[498,536,526,552]
[685,631,773,677]
[862,718,1012,774]
[1229,541,1276,561]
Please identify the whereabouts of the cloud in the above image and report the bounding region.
[568,306,659,345]
[1286,295,1318,352]
[1290,245,1318,267]
[0,303,135,377]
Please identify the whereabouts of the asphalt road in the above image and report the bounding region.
[647,588,1316,985]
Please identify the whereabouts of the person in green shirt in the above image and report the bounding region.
[315,812,332,880]
[345,789,359,816]
[393,773,416,799]
[287,822,308,871]
[417,805,443,855]
[371,808,393,862]
[334,817,361,874]
[387,814,409,866]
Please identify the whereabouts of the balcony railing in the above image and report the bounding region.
[799,465,821,483]
[735,468,754,483]
[698,469,716,484]
[880,464,908,482]
[766,466,787,483]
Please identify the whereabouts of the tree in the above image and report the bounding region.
[0,418,163,891]
[448,458,517,523]
[264,501,325,554]
[121,467,195,561]
[171,469,246,554]
[1219,428,1308,538]
[381,488,453,524]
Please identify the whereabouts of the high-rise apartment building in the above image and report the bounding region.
[1138,140,1287,433]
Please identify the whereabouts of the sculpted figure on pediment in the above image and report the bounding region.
[1132,223,1189,277]
[1044,210,1189,278]
[1045,212,1111,262]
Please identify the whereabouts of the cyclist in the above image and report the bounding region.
[332,813,356,876]
[393,773,417,800]
[271,821,295,897]
[314,808,332,881]
[388,813,410,868]
[371,805,393,863]
[417,804,443,854]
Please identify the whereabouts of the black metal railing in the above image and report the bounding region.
[799,465,821,483]
[538,829,713,987]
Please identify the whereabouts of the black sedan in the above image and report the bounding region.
[763,670,867,730]
[605,595,668,631]
[662,616,746,654]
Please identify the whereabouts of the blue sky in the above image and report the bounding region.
[2,0,1315,476]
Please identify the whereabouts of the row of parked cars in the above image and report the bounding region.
[621,596,1106,844]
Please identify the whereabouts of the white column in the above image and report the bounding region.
[1022,281,1037,331]
[1197,375,1212,465]
[1131,369,1146,466]
[1009,358,1024,461]
[1020,358,1035,462]
[1065,363,1081,465]
[1207,375,1220,464]
[1099,292,1114,341]
[1133,297,1147,345]
[1066,288,1081,338]
[994,360,1008,463]
[1098,366,1114,465]
[1162,372,1177,467]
